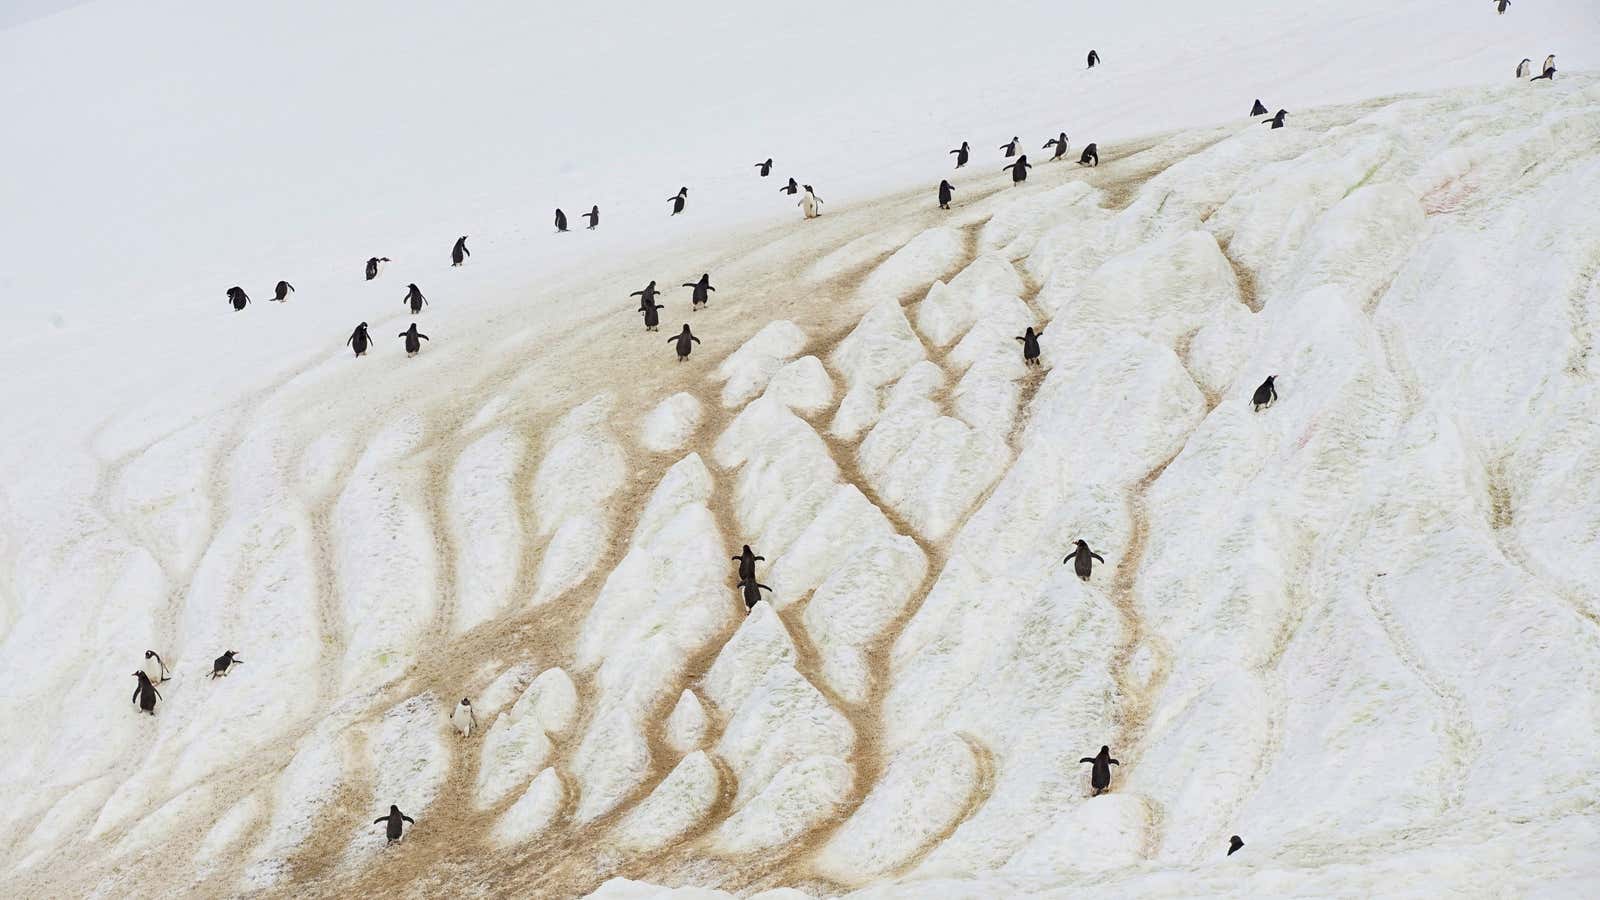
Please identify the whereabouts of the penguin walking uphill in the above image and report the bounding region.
[799,184,823,219]
[348,322,373,357]
[1515,58,1531,79]
[1044,132,1070,161]
[1263,109,1288,129]
[1251,375,1278,411]
[451,698,477,738]
[1530,55,1556,81]
[1228,835,1245,856]
[1080,745,1119,795]
[631,280,664,311]
[450,236,470,266]
[639,297,664,332]
[373,805,415,845]
[271,280,295,302]
[755,158,774,176]
[780,177,800,196]
[1077,143,1099,167]
[683,274,716,310]
[1492,0,1510,14]
[938,179,955,210]
[1004,155,1032,184]
[1087,49,1100,68]
[1000,136,1020,158]
[669,324,701,361]
[226,286,250,311]
[555,208,569,232]
[132,670,161,715]
[403,283,427,314]
[732,544,765,581]
[737,578,771,611]
[399,323,429,357]
[142,650,170,684]
[668,187,688,216]
[1250,99,1269,116]
[365,256,391,281]
[208,650,242,678]
[1065,539,1105,581]
[949,141,970,168]
[584,205,600,229]
[1015,326,1044,365]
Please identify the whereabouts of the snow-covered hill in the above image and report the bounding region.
[2,2,1599,899]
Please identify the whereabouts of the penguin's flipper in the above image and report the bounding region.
[403,815,414,824]
[1092,552,1105,563]
[374,817,388,825]
[691,336,701,344]
[152,685,162,699]
[754,555,764,561]
[1079,757,1095,764]
[1015,336,1026,343]
[132,686,140,704]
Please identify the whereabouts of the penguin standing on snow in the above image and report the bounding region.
[683,274,716,310]
[1044,132,1070,161]
[1077,143,1099,167]
[1492,0,1510,14]
[132,670,161,715]
[1252,375,1278,411]
[451,698,476,738]
[780,177,800,195]
[1087,49,1100,68]
[373,805,415,845]
[950,141,970,168]
[737,578,771,611]
[271,280,295,302]
[208,650,241,678]
[755,158,774,176]
[450,236,470,266]
[669,324,700,361]
[938,180,955,210]
[399,323,429,357]
[365,257,390,281]
[403,283,427,314]
[1228,835,1245,856]
[1516,58,1531,78]
[226,287,250,311]
[142,650,170,684]
[1531,55,1556,81]
[1250,99,1269,116]
[1263,109,1288,129]
[639,299,664,332]
[555,208,569,232]
[583,205,600,229]
[348,322,373,357]
[669,187,689,216]
[1015,326,1045,365]
[1005,155,1032,184]
[631,281,664,311]
[799,185,824,218]
[732,545,765,581]
[1065,540,1106,581]
[1000,136,1020,158]
[1080,745,1119,795]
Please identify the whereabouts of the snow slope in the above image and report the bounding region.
[3,1,1600,898]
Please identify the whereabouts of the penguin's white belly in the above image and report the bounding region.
[451,705,474,737]
[801,195,819,218]
[142,658,164,682]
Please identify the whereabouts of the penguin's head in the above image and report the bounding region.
[391,804,401,814]
[1267,374,1276,383]
[360,322,369,329]
[460,698,471,706]
[1100,745,1110,754]
[145,650,155,659]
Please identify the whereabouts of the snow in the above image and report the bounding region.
[641,392,705,453]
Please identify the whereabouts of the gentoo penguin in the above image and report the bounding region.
[583,205,600,229]
[132,670,161,715]
[451,698,476,738]
[208,650,241,679]
[1004,155,1032,184]
[1014,326,1045,365]
[1250,99,1269,116]
[755,158,774,176]
[142,650,170,684]
[669,324,700,361]
[226,286,250,311]
[732,544,765,581]
[1251,375,1278,411]
[450,236,470,266]
[938,179,955,210]
[1080,745,1119,795]
[737,577,771,611]
[1000,136,1020,158]
[669,187,688,216]
[1077,143,1099,167]
[780,177,800,195]
[1493,0,1510,13]
[1516,58,1531,78]
[1087,49,1100,68]
[1531,57,1556,81]
[1044,132,1069,161]
[1228,835,1245,856]
[799,185,823,219]
[1065,539,1105,581]
[373,805,415,845]
[683,274,716,309]
[403,283,427,314]
[1263,109,1288,129]
[348,322,373,357]
[399,323,429,357]
[555,208,569,232]
[271,280,295,302]
[631,281,663,310]
[949,141,970,168]
[639,299,663,331]
[365,256,390,281]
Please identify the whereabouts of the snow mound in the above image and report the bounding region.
[641,392,704,453]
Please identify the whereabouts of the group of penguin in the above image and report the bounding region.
[1515,53,1558,81]
[129,649,243,714]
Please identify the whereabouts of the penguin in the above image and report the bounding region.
[799,185,823,219]
[373,805,415,845]
[1064,539,1105,581]
[683,274,716,310]
[1531,59,1556,81]
[365,256,390,281]
[938,179,954,210]
[451,698,476,738]
[1087,49,1100,68]
[1000,136,1020,158]
[348,322,373,357]
[755,158,774,177]
[949,141,970,168]
[208,650,241,679]
[399,323,429,357]
[1079,745,1119,795]
[1077,143,1099,167]
[1228,835,1245,856]
[132,670,161,715]
[1004,155,1032,184]
[1250,99,1269,116]
[142,650,169,684]
[403,283,427,314]
[583,205,600,229]
[631,281,663,310]
[669,324,700,361]
[737,577,771,611]
[732,544,765,581]
[1492,0,1510,13]
[1014,326,1045,365]
[640,300,664,332]
[1251,375,1277,411]
[555,208,568,232]
[226,286,250,311]
[271,280,295,302]
[1044,132,1069,161]
[1263,110,1288,129]
[450,236,470,266]
[1516,58,1531,78]
[669,187,688,216]
[1544,54,1556,73]
[780,177,800,196]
